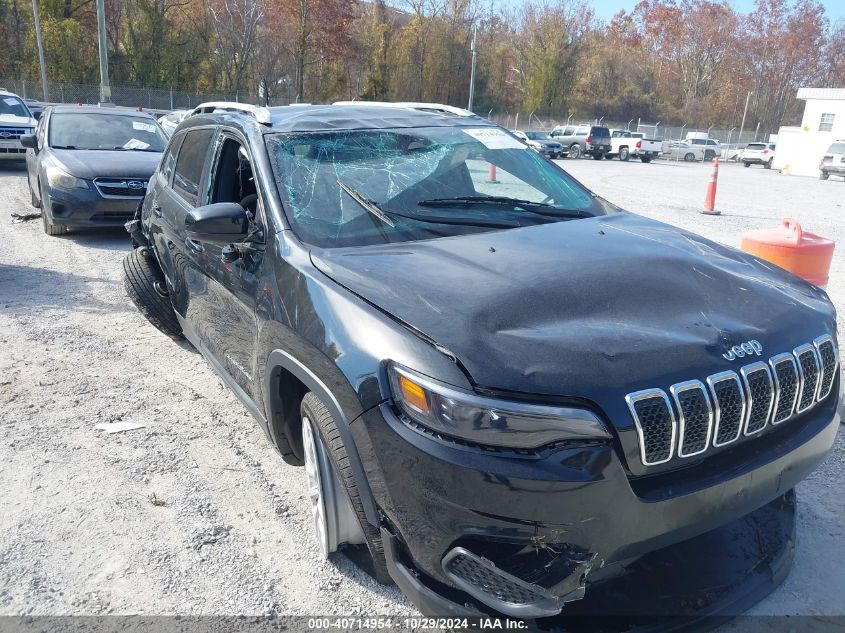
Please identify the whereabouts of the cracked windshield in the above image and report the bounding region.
[266,126,601,247]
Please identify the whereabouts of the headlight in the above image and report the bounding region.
[388,363,610,449]
[45,163,88,190]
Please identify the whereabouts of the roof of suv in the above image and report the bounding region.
[186,102,495,134]
[49,104,157,117]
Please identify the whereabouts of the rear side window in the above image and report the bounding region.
[161,132,185,183]
[173,128,214,205]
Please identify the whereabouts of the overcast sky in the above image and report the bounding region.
[587,0,845,23]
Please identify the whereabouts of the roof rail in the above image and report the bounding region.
[189,101,272,125]
[332,101,474,117]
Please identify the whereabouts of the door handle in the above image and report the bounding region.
[152,205,162,217]
[185,238,204,254]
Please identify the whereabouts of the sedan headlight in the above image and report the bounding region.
[45,163,88,190]
[388,363,610,449]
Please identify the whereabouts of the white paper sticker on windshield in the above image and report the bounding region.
[462,128,524,150]
[132,121,156,133]
[123,138,151,150]
[4,97,19,106]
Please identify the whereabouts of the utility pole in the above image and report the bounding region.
[30,0,49,102]
[467,25,477,112]
[95,0,111,103]
[738,91,752,147]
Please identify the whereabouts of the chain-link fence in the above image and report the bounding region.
[489,113,774,152]
[0,77,264,113]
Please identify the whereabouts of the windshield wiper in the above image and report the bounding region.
[417,196,585,218]
[337,182,524,229]
[337,180,395,227]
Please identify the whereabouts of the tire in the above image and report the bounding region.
[619,147,630,161]
[744,162,751,168]
[301,392,391,584]
[820,171,829,180]
[122,247,183,340]
[39,182,66,235]
[568,144,581,159]
[704,150,715,161]
[593,153,603,160]
[640,156,652,163]
[28,175,41,209]
[765,159,773,170]
[684,153,696,162]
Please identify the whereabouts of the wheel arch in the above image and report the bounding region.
[264,347,380,528]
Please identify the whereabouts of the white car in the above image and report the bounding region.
[0,89,38,161]
[511,130,563,158]
[741,143,776,169]
[662,140,705,162]
[819,140,845,180]
[687,137,722,160]
[157,109,189,137]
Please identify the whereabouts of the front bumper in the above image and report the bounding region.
[42,184,141,227]
[354,390,838,617]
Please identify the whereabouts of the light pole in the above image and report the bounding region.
[738,91,752,147]
[30,0,49,101]
[467,25,477,112]
[96,0,111,103]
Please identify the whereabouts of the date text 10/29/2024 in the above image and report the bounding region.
[307,618,529,630]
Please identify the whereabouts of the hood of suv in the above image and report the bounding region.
[0,113,36,129]
[49,148,162,180]
[311,212,835,431]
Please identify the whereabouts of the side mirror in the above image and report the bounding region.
[20,134,37,150]
[184,202,249,244]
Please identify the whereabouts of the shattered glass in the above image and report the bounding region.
[265,126,601,247]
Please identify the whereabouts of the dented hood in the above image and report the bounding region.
[310,213,835,409]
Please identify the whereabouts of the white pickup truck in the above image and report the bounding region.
[608,130,661,163]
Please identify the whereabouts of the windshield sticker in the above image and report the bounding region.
[132,121,156,133]
[4,97,20,106]
[462,128,525,150]
[123,138,151,150]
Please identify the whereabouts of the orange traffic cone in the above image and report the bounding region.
[487,163,499,184]
[702,158,721,215]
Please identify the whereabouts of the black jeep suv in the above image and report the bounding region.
[125,101,839,620]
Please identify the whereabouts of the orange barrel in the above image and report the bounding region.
[740,218,835,287]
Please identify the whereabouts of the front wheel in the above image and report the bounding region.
[619,147,630,161]
[820,171,829,180]
[28,175,41,209]
[704,150,715,161]
[300,392,390,583]
[593,153,604,161]
[122,247,183,339]
[640,156,652,163]
[744,162,751,168]
[568,144,581,159]
[684,152,696,162]
[765,158,773,170]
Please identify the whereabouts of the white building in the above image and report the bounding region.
[773,87,845,177]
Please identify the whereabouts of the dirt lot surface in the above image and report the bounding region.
[1,157,843,620]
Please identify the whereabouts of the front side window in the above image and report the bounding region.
[0,95,31,118]
[49,113,167,151]
[819,113,835,132]
[173,128,214,205]
[266,125,604,248]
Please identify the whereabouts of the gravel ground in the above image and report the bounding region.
[0,157,843,620]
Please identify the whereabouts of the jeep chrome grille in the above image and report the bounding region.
[626,335,838,466]
[625,390,675,465]
[740,363,774,435]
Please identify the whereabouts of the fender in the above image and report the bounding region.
[265,348,380,528]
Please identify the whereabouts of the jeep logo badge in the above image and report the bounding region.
[722,339,763,361]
